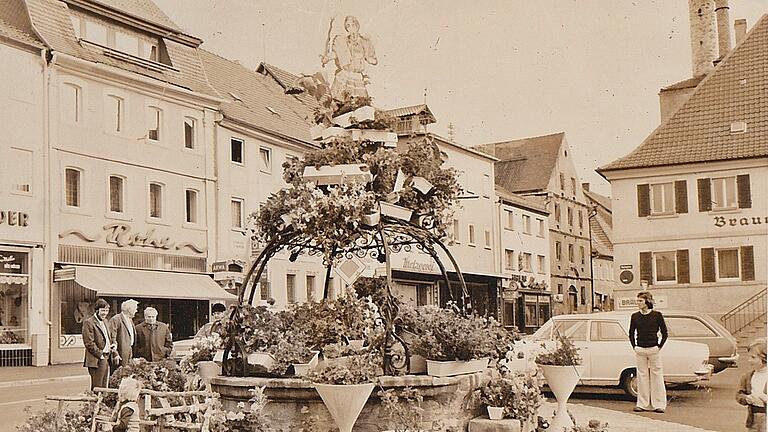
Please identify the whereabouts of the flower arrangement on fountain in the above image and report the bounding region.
[535,332,582,367]
[180,332,223,374]
[535,333,584,431]
[474,369,544,423]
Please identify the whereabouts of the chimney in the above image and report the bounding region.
[734,19,748,44]
[688,0,718,77]
[581,182,590,192]
[714,0,732,60]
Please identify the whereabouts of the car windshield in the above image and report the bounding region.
[532,320,552,341]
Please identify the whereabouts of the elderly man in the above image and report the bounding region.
[82,298,116,390]
[108,299,138,368]
[134,307,173,362]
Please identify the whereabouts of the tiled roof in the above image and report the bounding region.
[661,75,703,91]
[200,50,316,143]
[474,132,564,193]
[0,0,44,47]
[0,17,44,47]
[583,189,611,212]
[600,15,768,172]
[496,187,548,214]
[24,0,218,97]
[87,0,180,31]
[583,189,613,256]
[384,104,436,123]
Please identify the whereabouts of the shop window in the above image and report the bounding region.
[65,168,82,207]
[286,274,296,304]
[0,251,29,346]
[184,118,196,149]
[503,301,516,328]
[109,175,124,213]
[58,280,96,341]
[231,138,243,164]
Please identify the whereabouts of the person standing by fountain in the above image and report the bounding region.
[628,291,668,413]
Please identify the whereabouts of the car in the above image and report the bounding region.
[505,311,712,397]
[659,310,738,373]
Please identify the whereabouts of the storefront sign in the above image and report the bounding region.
[714,215,767,228]
[0,210,29,227]
[402,257,437,273]
[58,223,206,254]
[0,252,27,274]
[617,295,667,310]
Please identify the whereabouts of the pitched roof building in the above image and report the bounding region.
[598,14,767,332]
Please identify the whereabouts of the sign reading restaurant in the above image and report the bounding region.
[58,223,206,253]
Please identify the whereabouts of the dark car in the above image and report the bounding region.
[661,310,738,373]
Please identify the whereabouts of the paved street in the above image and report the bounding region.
[1,376,89,432]
[566,362,747,432]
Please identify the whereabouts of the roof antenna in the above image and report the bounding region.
[423,87,428,105]
[262,21,266,63]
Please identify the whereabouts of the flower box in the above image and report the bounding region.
[332,105,376,128]
[425,357,489,377]
[411,176,434,194]
[362,211,380,226]
[302,164,373,186]
[350,129,398,147]
[379,202,413,221]
[291,350,320,376]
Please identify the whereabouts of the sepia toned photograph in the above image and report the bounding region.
[0,0,766,431]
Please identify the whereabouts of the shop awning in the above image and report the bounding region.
[64,266,236,300]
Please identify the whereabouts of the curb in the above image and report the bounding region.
[0,374,89,389]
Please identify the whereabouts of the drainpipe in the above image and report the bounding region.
[587,205,598,312]
[41,48,57,365]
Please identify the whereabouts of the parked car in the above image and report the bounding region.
[506,311,712,397]
[659,310,738,373]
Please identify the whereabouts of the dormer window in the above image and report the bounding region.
[70,12,163,65]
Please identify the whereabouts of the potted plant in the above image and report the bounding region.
[535,333,583,431]
[269,336,319,377]
[180,333,223,382]
[474,369,543,429]
[307,354,380,432]
[410,306,514,377]
[476,378,506,420]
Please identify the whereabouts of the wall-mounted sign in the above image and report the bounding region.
[714,215,767,228]
[620,264,633,270]
[617,295,667,310]
[402,257,437,273]
[58,223,206,254]
[619,270,634,284]
[0,211,29,227]
[59,334,84,349]
[0,252,27,274]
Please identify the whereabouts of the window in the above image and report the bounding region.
[107,95,123,132]
[567,207,573,226]
[571,177,577,195]
[148,183,163,218]
[184,118,195,149]
[306,275,316,302]
[504,250,515,270]
[65,168,81,207]
[231,198,244,229]
[553,320,587,341]
[537,218,545,237]
[581,286,586,305]
[665,317,717,338]
[185,189,198,223]
[650,182,675,215]
[482,174,491,198]
[578,210,584,229]
[452,219,460,243]
[70,15,82,39]
[147,106,161,141]
[591,321,626,341]
[580,246,586,265]
[84,19,107,45]
[259,279,270,301]
[716,248,740,279]
[504,210,514,230]
[62,84,81,124]
[538,255,546,274]
[555,241,562,261]
[259,147,272,172]
[654,251,676,282]
[711,177,737,210]
[559,173,565,190]
[557,284,563,294]
[115,31,139,56]
[568,244,574,262]
[141,40,158,61]
[109,176,124,213]
[522,253,532,272]
[554,203,561,222]
[286,274,296,304]
[230,138,243,164]
[468,224,476,245]
[484,229,492,249]
[522,215,531,234]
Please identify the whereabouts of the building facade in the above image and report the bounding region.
[598,15,767,322]
[582,185,615,310]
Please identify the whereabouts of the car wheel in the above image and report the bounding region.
[621,369,638,398]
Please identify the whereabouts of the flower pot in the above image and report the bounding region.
[292,351,320,376]
[425,357,489,377]
[487,406,504,420]
[314,382,375,432]
[538,364,583,431]
[197,361,221,383]
[379,202,413,221]
[212,349,225,363]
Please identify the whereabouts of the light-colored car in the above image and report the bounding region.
[507,312,712,397]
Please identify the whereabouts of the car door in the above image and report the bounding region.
[552,319,590,382]
[588,320,632,384]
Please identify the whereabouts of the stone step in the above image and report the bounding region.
[469,416,531,432]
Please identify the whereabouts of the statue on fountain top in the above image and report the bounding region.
[321,16,378,102]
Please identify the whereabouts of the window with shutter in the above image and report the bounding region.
[701,248,716,283]
[674,180,688,213]
[637,184,650,217]
[698,178,712,212]
[740,245,755,281]
[676,249,690,284]
[654,251,677,282]
[639,252,653,285]
[716,248,740,280]
[737,174,752,209]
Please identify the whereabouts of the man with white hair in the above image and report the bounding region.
[134,307,173,361]
[108,299,139,367]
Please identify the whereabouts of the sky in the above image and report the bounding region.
[154,0,766,196]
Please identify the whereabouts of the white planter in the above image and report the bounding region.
[539,364,583,431]
[292,351,320,376]
[314,382,375,432]
[379,202,413,221]
[362,211,380,226]
[348,339,365,351]
[487,406,504,420]
[425,357,489,377]
[197,360,221,383]
[411,176,434,194]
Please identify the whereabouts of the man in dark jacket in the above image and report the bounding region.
[82,298,115,390]
[108,299,138,368]
[628,291,668,413]
[134,307,173,361]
